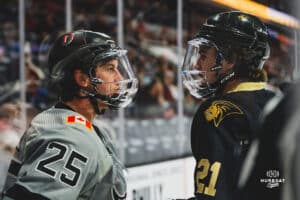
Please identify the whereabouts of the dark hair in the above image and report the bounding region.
[49,58,87,101]
[235,67,268,82]
[225,47,268,82]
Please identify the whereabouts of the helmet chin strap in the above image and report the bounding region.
[209,57,236,95]
[79,88,106,115]
[219,71,235,85]
[89,96,105,115]
[213,71,235,95]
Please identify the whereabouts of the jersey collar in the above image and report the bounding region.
[227,82,266,93]
[55,101,75,111]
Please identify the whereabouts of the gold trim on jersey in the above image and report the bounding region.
[204,100,243,127]
[227,82,266,93]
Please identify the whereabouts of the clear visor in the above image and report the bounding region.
[181,38,221,98]
[91,49,138,108]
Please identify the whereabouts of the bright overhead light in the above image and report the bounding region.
[212,0,300,29]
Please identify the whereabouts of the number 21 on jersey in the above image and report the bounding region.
[195,158,221,197]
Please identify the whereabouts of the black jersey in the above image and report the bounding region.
[239,80,300,200]
[190,82,275,200]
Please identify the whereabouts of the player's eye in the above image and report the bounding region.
[105,65,116,72]
[108,66,115,71]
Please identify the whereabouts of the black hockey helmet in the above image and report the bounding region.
[198,11,270,70]
[48,30,138,109]
[182,11,270,98]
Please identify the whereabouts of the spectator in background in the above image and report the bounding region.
[0,103,20,193]
[162,69,178,102]
[183,91,199,116]
[136,77,175,118]
[156,56,170,75]
[0,127,19,156]
[2,21,18,61]
[136,64,147,88]
[0,103,21,135]
[1,21,19,83]
[0,46,10,84]
[0,132,19,193]
[24,42,48,110]
[137,77,167,107]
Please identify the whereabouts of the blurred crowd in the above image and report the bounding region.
[0,103,21,191]
[0,0,195,118]
[0,0,296,177]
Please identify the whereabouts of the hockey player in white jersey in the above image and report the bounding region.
[1,30,138,200]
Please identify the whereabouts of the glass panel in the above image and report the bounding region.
[121,0,192,166]
[123,0,178,120]
[29,1,65,110]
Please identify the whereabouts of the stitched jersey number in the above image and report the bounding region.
[37,142,66,176]
[60,151,87,186]
[36,142,88,186]
[196,158,221,197]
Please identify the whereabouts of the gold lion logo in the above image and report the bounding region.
[204,100,243,127]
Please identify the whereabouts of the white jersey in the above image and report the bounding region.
[1,105,126,200]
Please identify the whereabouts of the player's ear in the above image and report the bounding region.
[74,69,89,87]
[221,59,235,72]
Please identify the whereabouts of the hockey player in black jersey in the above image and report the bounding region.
[181,11,275,200]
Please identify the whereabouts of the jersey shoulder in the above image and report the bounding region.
[21,107,103,160]
[197,96,245,128]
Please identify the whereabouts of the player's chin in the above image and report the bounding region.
[96,99,109,110]
[110,92,121,98]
